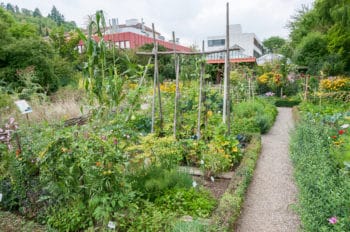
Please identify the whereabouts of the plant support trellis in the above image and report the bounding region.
[137,2,235,137]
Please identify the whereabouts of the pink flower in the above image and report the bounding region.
[328,216,337,224]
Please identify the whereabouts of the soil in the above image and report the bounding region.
[194,176,231,199]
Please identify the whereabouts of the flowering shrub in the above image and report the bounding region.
[320,77,350,92]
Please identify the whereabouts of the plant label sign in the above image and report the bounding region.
[15,100,32,114]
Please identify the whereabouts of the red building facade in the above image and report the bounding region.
[78,32,192,52]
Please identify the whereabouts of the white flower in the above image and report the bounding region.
[107,221,116,229]
[210,176,215,182]
[341,124,349,129]
[200,160,204,165]
[192,181,197,188]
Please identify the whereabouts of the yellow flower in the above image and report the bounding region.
[232,146,238,153]
[61,147,68,153]
[207,110,213,117]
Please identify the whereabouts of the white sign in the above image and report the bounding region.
[107,221,116,229]
[15,100,32,114]
[0,193,3,202]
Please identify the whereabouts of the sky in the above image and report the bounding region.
[5,0,315,46]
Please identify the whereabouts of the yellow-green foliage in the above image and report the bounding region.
[127,134,183,168]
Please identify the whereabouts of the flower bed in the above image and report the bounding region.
[290,104,350,231]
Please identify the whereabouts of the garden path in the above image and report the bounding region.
[235,107,300,232]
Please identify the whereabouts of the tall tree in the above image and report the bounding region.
[33,8,42,17]
[6,3,14,12]
[48,6,64,25]
[263,36,286,53]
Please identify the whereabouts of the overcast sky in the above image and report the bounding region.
[5,0,314,46]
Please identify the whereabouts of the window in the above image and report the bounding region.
[208,39,225,47]
[125,41,130,48]
[120,41,125,48]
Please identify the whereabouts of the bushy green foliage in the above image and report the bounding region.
[155,187,217,218]
[233,98,277,134]
[288,1,350,75]
[0,7,77,94]
[290,119,350,231]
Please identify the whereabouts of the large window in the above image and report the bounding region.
[208,39,225,47]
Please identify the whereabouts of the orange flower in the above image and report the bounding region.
[16,149,21,158]
[96,161,101,167]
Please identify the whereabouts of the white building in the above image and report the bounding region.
[206,24,263,58]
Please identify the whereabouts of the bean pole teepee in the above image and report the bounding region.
[137,2,234,137]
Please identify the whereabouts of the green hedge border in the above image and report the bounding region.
[211,134,261,231]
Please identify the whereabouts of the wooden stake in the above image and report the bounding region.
[304,74,309,101]
[173,31,180,139]
[197,40,205,140]
[225,2,231,135]
[152,24,163,134]
[151,23,157,133]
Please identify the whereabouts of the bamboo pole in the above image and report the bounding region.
[225,2,231,135]
[223,53,227,123]
[197,40,205,140]
[152,24,164,134]
[151,24,157,133]
[172,31,180,139]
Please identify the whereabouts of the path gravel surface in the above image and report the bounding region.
[235,107,300,232]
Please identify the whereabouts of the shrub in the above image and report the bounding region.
[233,98,277,134]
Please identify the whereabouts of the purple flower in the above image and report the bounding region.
[328,216,337,224]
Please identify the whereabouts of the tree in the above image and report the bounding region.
[262,36,286,53]
[293,32,328,74]
[6,3,14,13]
[33,8,42,17]
[288,0,350,74]
[48,6,64,25]
[21,8,32,16]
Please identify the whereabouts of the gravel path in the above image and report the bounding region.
[235,107,300,232]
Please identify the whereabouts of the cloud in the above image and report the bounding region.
[6,0,314,45]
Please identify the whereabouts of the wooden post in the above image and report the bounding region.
[151,23,157,133]
[197,40,205,140]
[304,74,309,101]
[173,31,180,139]
[223,54,227,123]
[225,2,231,135]
[150,24,164,134]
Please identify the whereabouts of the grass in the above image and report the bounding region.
[1,87,87,125]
